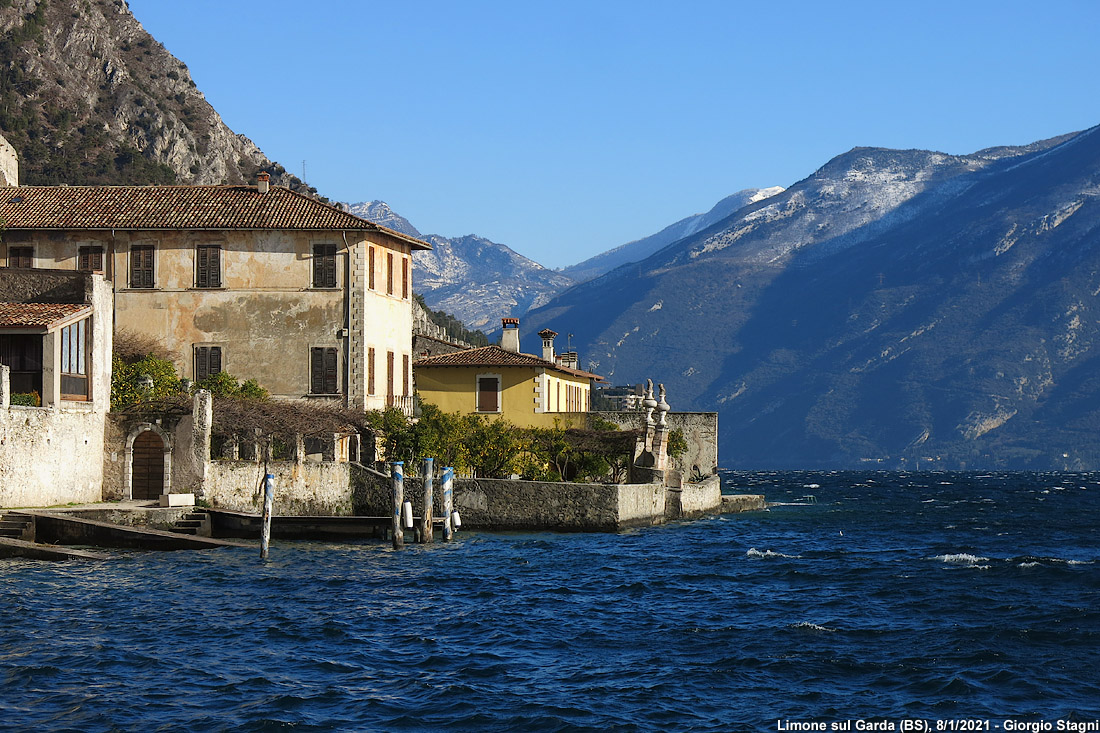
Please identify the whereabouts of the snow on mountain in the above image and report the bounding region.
[560,187,784,283]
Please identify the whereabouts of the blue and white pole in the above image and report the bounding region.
[391,461,404,549]
[442,466,455,541]
[260,473,275,560]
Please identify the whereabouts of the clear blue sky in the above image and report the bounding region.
[128,0,1100,270]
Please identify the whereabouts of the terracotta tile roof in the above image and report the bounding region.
[0,185,430,249]
[414,345,603,380]
[0,302,91,330]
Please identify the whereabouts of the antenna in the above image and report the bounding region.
[301,160,306,182]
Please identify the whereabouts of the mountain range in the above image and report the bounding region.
[522,128,1100,469]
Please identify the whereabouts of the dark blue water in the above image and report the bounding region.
[2,472,1099,732]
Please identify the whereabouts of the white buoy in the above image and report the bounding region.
[451,510,462,530]
[402,501,414,529]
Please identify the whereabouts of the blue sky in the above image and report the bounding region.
[127,0,1100,269]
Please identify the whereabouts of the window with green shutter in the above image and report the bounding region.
[196,245,221,288]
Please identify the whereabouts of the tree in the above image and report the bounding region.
[110,353,180,410]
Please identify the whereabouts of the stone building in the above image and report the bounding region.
[0,165,430,412]
[414,318,603,428]
[0,269,113,507]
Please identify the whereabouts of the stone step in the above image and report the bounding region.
[168,527,198,535]
[0,521,30,530]
[174,520,203,527]
[0,529,24,538]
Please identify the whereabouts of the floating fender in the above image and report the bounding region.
[451,510,462,529]
[402,501,414,529]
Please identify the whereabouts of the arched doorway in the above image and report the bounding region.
[131,430,166,500]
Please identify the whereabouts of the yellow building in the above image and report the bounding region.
[0,173,430,412]
[414,319,602,428]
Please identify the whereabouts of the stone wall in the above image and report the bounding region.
[203,460,355,516]
[678,474,722,519]
[0,400,105,508]
[352,467,676,532]
[589,411,718,477]
[0,267,88,304]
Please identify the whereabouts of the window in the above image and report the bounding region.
[131,245,154,288]
[196,245,221,288]
[8,246,33,268]
[368,247,376,290]
[477,375,500,413]
[310,347,338,394]
[312,244,337,288]
[367,347,376,395]
[194,346,222,381]
[402,257,409,299]
[0,333,43,394]
[402,354,409,396]
[78,246,104,272]
[386,351,394,397]
[60,318,89,400]
[387,253,394,295]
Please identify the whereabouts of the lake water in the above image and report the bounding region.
[2,471,1099,732]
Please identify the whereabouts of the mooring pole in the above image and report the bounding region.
[391,461,404,549]
[421,457,435,544]
[260,473,275,560]
[442,466,454,542]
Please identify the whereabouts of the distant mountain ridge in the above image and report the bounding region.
[523,128,1100,470]
[561,187,784,283]
[348,200,576,330]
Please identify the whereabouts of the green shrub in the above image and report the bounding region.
[10,391,40,407]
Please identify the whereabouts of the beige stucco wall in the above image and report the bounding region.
[4,229,416,405]
[416,364,591,429]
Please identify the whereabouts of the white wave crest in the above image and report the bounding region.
[934,553,990,565]
[746,548,801,559]
[791,621,837,633]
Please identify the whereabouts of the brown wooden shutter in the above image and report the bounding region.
[195,346,209,380]
[325,348,337,393]
[386,351,394,397]
[78,247,103,272]
[402,354,409,396]
[387,253,394,295]
[9,247,33,268]
[197,245,221,288]
[310,347,324,393]
[478,377,498,412]
[402,258,409,299]
[368,247,376,290]
[209,346,222,374]
[131,246,154,288]
[313,244,336,288]
[368,347,376,395]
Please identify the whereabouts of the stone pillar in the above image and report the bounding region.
[0,364,9,408]
[347,240,367,410]
[41,331,60,408]
[191,390,213,497]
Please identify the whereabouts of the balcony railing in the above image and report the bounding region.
[386,394,417,417]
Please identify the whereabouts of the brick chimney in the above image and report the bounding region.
[538,328,557,362]
[501,318,521,353]
[257,171,270,194]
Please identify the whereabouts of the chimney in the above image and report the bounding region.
[501,317,521,353]
[538,328,558,362]
[559,351,579,370]
[257,171,270,194]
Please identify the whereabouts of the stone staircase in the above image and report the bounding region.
[169,508,211,537]
[0,512,33,542]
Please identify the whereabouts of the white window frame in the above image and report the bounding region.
[475,372,503,413]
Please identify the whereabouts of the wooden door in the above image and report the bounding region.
[132,431,164,500]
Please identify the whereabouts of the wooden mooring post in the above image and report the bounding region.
[391,461,404,549]
[260,473,275,560]
[421,457,434,544]
[442,466,454,541]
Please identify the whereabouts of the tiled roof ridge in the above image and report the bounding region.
[0,184,430,248]
[415,344,603,380]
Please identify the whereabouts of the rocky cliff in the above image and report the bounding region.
[0,0,311,192]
